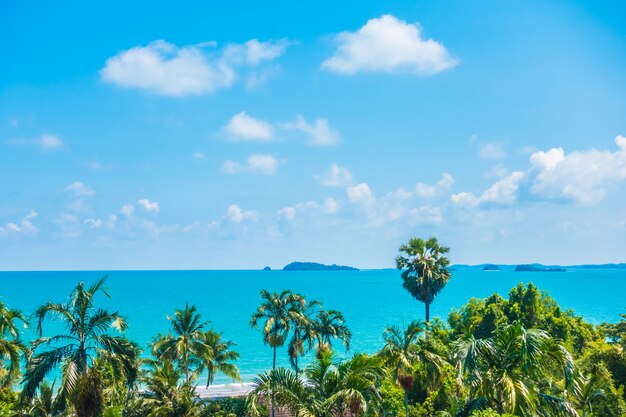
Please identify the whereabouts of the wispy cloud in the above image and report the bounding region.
[222,154,282,175]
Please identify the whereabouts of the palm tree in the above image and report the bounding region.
[250,290,306,370]
[200,329,241,388]
[379,321,445,417]
[313,309,351,355]
[16,381,59,417]
[396,237,451,323]
[21,277,140,417]
[287,301,320,376]
[0,301,27,387]
[453,322,577,416]
[152,304,211,384]
[572,370,606,417]
[250,290,306,417]
[247,351,385,417]
[137,358,201,417]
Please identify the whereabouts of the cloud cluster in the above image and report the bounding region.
[101,39,289,96]
[453,135,626,207]
[322,15,457,75]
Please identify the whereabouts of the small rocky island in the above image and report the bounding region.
[282,262,359,271]
[482,264,502,271]
[515,264,566,272]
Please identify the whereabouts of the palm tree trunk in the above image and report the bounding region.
[272,345,276,417]
[295,355,299,377]
[425,302,430,323]
[404,391,409,417]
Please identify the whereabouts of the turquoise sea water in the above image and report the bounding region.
[0,269,624,384]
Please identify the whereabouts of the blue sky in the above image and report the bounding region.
[2,0,626,270]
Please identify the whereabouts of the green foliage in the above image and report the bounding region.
[380,379,405,417]
[448,283,597,356]
[200,397,247,417]
[0,388,18,417]
[469,409,514,417]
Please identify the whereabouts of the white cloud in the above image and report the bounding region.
[452,171,525,207]
[318,163,354,187]
[226,204,258,223]
[347,183,375,206]
[0,210,38,236]
[529,135,626,204]
[137,199,160,213]
[101,39,289,97]
[224,112,273,141]
[64,181,95,197]
[322,14,457,75]
[415,173,454,198]
[193,152,205,161]
[120,204,135,217]
[282,115,339,146]
[101,40,234,96]
[221,154,281,175]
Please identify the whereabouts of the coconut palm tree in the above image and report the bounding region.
[453,322,577,416]
[200,329,241,388]
[379,321,446,417]
[0,301,27,387]
[21,277,140,417]
[313,309,351,355]
[287,301,320,376]
[396,237,451,323]
[247,351,385,417]
[250,290,306,370]
[137,358,201,417]
[250,290,306,417]
[152,304,212,384]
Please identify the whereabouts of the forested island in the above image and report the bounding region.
[282,261,359,271]
[515,264,567,272]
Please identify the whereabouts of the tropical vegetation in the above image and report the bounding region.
[0,237,624,417]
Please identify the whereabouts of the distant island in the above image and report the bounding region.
[262,266,271,271]
[282,262,359,271]
[482,264,502,271]
[515,264,566,272]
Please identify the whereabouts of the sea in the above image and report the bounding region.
[0,268,624,384]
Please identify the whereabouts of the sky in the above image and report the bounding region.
[1,0,626,270]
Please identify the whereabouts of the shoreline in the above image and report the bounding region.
[195,382,256,399]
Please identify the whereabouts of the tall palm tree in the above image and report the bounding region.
[21,277,140,417]
[247,351,385,417]
[0,301,27,387]
[152,304,211,384]
[379,321,445,417]
[250,290,306,417]
[453,322,577,416]
[313,309,351,355]
[250,290,306,370]
[396,237,451,323]
[287,301,320,376]
[200,329,241,388]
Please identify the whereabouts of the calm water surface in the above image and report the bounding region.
[0,269,623,383]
